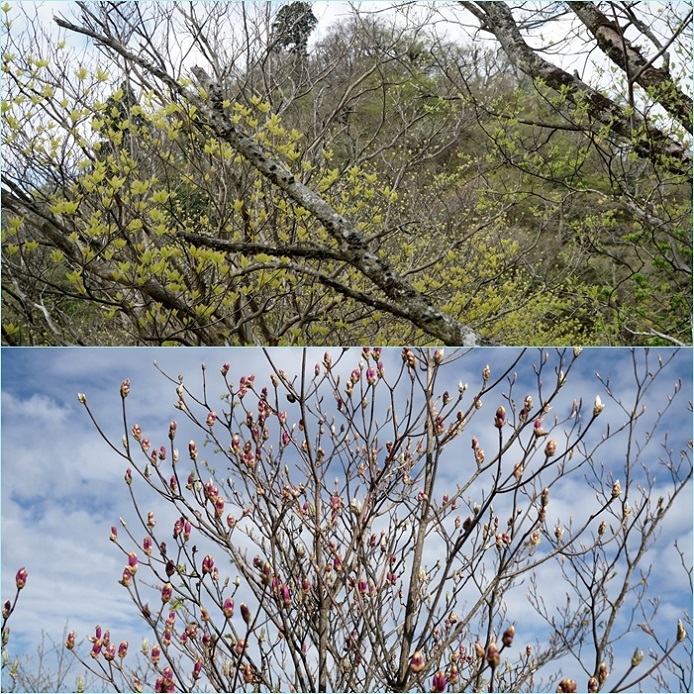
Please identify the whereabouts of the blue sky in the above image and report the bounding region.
[1,347,692,691]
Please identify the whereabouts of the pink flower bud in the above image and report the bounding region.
[206,411,217,427]
[410,651,425,672]
[65,631,75,650]
[161,583,173,603]
[143,536,152,555]
[154,666,175,693]
[202,555,214,574]
[151,644,161,663]
[127,552,138,575]
[90,640,102,659]
[120,378,131,398]
[15,567,28,589]
[120,568,132,586]
[494,406,506,428]
[223,598,234,618]
[533,419,546,437]
[189,440,198,461]
[486,642,500,668]
[502,625,515,647]
[193,659,203,680]
[104,643,116,661]
[366,367,377,385]
[432,670,447,692]
[241,602,251,624]
[131,424,142,440]
[118,641,128,658]
[221,363,230,376]
[125,468,133,485]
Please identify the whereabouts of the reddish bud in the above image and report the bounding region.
[241,602,251,624]
[65,631,75,650]
[410,650,425,673]
[125,468,133,485]
[189,440,198,461]
[15,567,28,589]
[432,670,447,692]
[587,677,598,692]
[127,552,138,575]
[202,555,215,574]
[154,666,175,693]
[494,406,506,428]
[118,641,128,658]
[120,378,131,398]
[486,642,500,667]
[161,582,173,603]
[104,643,116,661]
[206,411,217,427]
[151,644,161,664]
[502,625,515,647]
[193,659,203,680]
[223,597,234,618]
[556,678,577,693]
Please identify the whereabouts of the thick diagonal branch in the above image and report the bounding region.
[460,2,692,178]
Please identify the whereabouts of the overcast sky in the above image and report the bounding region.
[1,347,691,691]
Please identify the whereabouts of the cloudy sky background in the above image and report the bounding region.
[1,347,691,691]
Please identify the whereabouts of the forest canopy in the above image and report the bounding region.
[1,2,691,346]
